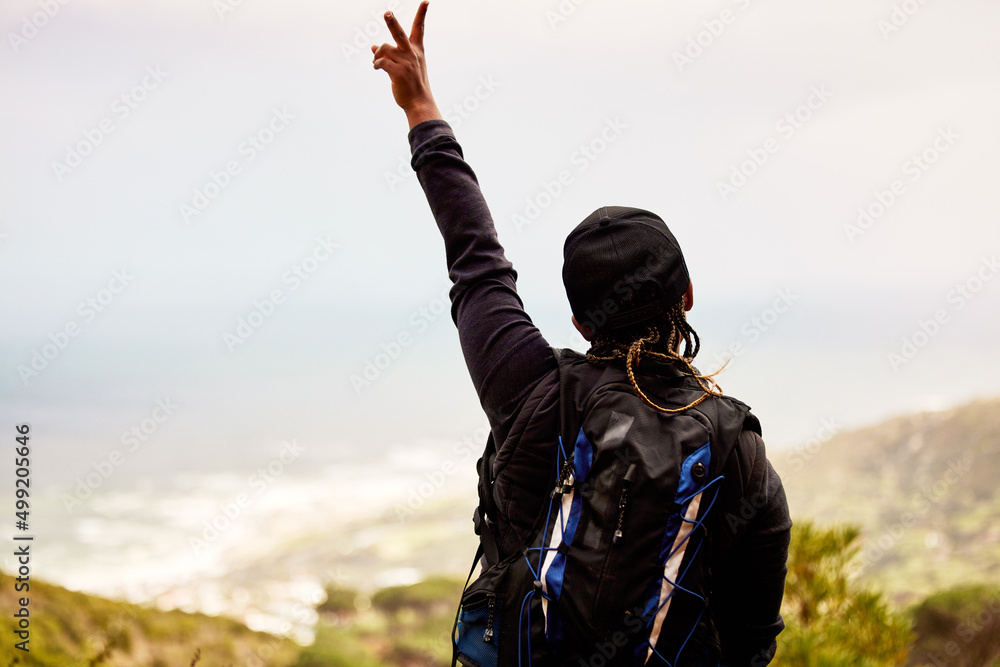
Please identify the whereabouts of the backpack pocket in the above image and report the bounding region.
[590,462,638,626]
[454,543,555,667]
[455,591,500,667]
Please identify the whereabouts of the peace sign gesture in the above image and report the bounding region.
[372,1,442,129]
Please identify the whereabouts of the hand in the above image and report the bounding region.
[372,1,443,129]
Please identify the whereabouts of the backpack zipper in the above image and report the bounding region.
[483,593,496,643]
[551,455,575,497]
[613,464,637,544]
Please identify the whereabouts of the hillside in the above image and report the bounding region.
[773,397,1000,602]
[5,398,1000,664]
[0,572,300,666]
[0,571,463,667]
[5,533,998,666]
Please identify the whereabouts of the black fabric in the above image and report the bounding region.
[563,206,690,333]
[475,432,501,568]
[409,119,792,666]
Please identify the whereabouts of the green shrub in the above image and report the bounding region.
[775,520,913,666]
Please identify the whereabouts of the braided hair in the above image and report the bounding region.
[584,297,724,413]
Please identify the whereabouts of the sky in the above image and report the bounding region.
[1,0,999,502]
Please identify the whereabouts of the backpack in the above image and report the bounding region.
[451,348,753,667]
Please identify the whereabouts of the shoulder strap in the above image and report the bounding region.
[552,347,576,448]
[554,347,582,463]
[742,410,762,436]
[473,434,501,568]
[473,347,569,569]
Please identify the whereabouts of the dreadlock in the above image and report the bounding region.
[584,298,724,413]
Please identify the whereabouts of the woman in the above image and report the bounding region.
[371,5,790,665]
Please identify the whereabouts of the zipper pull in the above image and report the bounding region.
[483,593,496,643]
[613,489,629,543]
[551,456,575,497]
[613,464,637,544]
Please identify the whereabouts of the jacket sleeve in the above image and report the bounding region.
[408,119,557,442]
[712,429,792,666]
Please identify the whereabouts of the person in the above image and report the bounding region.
[372,4,792,664]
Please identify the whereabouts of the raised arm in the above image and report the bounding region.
[372,3,557,441]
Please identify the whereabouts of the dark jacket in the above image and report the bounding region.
[408,119,791,665]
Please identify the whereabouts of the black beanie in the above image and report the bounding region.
[563,206,689,333]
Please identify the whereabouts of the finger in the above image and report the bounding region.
[372,42,397,61]
[371,43,400,67]
[371,46,399,71]
[373,57,404,77]
[410,0,429,50]
[383,10,410,50]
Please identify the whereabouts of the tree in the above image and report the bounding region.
[774,520,913,666]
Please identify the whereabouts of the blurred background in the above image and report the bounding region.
[1,0,998,664]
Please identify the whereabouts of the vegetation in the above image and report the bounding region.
[294,577,463,667]
[775,398,1000,603]
[907,585,1000,666]
[7,533,1000,666]
[774,520,913,666]
[0,572,299,666]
